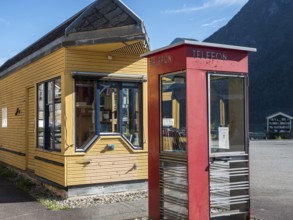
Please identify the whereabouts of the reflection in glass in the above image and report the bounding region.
[48,81,54,150]
[99,82,118,133]
[122,83,141,147]
[54,78,61,150]
[161,72,187,153]
[209,75,246,154]
[38,84,44,148]
[75,80,95,149]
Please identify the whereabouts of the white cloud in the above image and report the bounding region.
[0,58,7,66]
[163,0,248,14]
[0,18,10,26]
[201,18,227,27]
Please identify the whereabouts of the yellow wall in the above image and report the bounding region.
[0,49,65,185]
[0,45,148,188]
[66,136,147,186]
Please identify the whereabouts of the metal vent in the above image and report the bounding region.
[160,155,188,219]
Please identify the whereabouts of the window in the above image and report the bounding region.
[161,72,187,153]
[208,74,247,155]
[75,79,143,150]
[37,77,61,151]
[75,80,96,149]
[121,83,141,147]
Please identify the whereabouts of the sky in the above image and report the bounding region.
[0,0,248,66]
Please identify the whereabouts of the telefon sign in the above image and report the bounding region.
[192,49,228,60]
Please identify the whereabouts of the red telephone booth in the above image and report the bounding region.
[142,40,256,220]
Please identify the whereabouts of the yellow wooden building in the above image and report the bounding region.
[0,0,149,197]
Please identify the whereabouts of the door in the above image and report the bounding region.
[26,86,36,171]
[208,73,250,220]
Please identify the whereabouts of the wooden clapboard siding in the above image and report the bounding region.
[27,86,36,170]
[0,152,26,170]
[0,48,65,179]
[34,150,65,186]
[65,49,147,74]
[66,136,148,186]
[0,44,149,188]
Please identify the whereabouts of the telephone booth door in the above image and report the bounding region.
[208,73,250,219]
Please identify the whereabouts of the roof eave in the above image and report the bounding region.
[142,40,257,58]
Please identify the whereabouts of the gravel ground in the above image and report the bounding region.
[50,190,148,209]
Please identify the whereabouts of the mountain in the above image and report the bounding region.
[205,0,293,132]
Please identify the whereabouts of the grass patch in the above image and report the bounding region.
[39,198,70,211]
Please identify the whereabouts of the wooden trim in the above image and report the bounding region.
[36,175,67,189]
[0,147,26,157]
[35,156,64,167]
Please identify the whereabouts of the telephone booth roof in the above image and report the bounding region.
[142,40,256,58]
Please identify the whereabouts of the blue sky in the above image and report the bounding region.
[0,0,248,66]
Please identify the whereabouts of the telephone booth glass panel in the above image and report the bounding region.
[209,74,246,155]
[161,72,187,153]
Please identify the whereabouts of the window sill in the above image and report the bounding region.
[74,134,145,153]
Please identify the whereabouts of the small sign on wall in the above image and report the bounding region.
[2,107,7,128]
[218,127,229,149]
[163,118,174,127]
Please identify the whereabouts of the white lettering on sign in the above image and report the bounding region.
[192,49,228,60]
[150,55,173,66]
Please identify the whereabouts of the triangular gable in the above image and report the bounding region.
[266,112,293,120]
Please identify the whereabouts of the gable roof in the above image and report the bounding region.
[0,0,149,78]
[266,112,293,120]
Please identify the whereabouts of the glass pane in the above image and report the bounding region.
[99,82,118,133]
[54,78,61,150]
[75,80,95,149]
[48,81,54,150]
[38,84,44,148]
[209,75,246,154]
[122,83,141,147]
[161,73,187,153]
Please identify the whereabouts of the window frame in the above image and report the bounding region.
[207,72,248,157]
[37,77,62,152]
[74,79,144,152]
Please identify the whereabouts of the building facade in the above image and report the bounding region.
[0,0,149,197]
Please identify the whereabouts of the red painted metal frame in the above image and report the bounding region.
[146,43,250,220]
